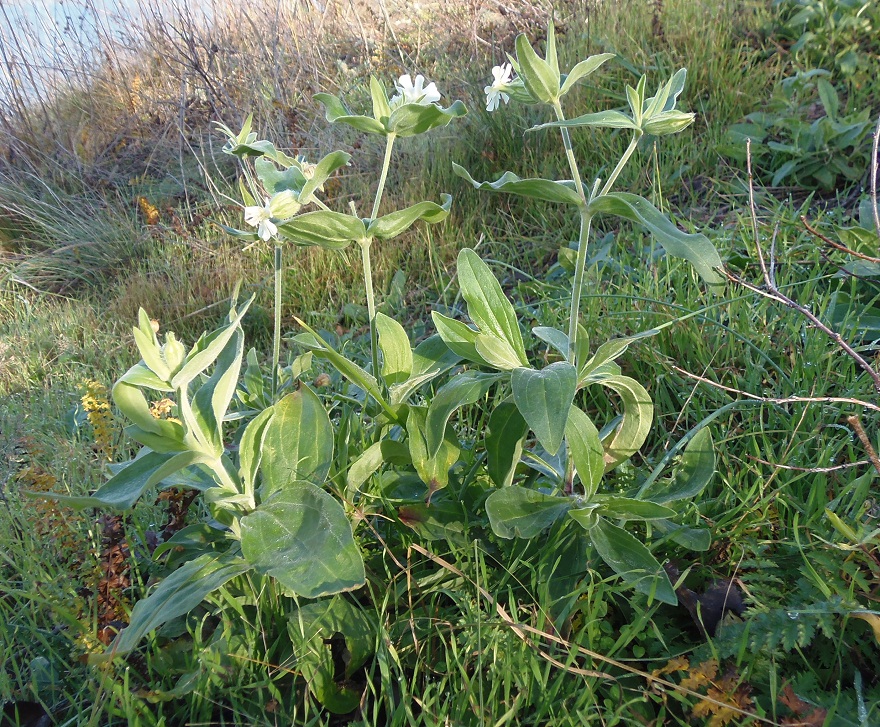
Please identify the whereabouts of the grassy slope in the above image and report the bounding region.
[2,0,879,724]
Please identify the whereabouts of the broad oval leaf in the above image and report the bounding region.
[457,248,528,364]
[532,326,569,359]
[367,195,451,240]
[586,516,677,605]
[565,406,604,497]
[511,362,577,455]
[260,386,334,497]
[95,552,249,663]
[453,163,582,206]
[276,210,365,249]
[486,486,571,539]
[474,333,524,370]
[238,406,275,498]
[289,596,375,714]
[588,192,724,286]
[240,482,365,598]
[486,401,528,488]
[389,334,462,405]
[376,312,412,386]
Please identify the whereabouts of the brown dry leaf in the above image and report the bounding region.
[680,658,718,691]
[779,684,827,726]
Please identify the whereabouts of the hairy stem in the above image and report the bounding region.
[272,243,282,399]
[552,101,591,369]
[371,133,396,220]
[360,238,380,380]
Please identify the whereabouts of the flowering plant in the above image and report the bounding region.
[55,31,724,710]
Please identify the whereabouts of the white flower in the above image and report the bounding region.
[390,73,442,108]
[484,63,513,112]
[243,198,278,241]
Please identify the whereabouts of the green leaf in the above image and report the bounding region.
[314,92,388,135]
[387,100,467,137]
[38,450,177,510]
[299,150,352,204]
[389,335,462,405]
[486,401,528,488]
[515,32,559,103]
[585,517,677,604]
[289,597,375,714]
[593,495,677,521]
[559,53,616,96]
[593,374,652,471]
[369,76,391,124]
[292,322,389,413]
[457,248,528,364]
[367,195,451,239]
[654,520,711,551]
[486,486,571,539]
[406,406,460,493]
[276,210,365,249]
[133,309,170,381]
[511,362,577,455]
[531,110,638,132]
[817,77,839,120]
[579,337,632,381]
[117,362,174,392]
[171,298,253,389]
[238,407,275,500]
[113,380,180,439]
[188,326,244,455]
[240,482,365,598]
[425,371,502,457]
[346,440,411,497]
[640,427,715,503]
[95,552,249,662]
[376,312,412,386]
[641,111,695,136]
[565,406,604,497]
[259,386,334,497]
[474,333,524,370]
[431,312,489,366]
[255,157,307,197]
[453,163,582,206]
[532,326,569,359]
[588,193,723,286]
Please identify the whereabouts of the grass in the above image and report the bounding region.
[2,0,880,724]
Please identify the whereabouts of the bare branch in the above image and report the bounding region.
[847,415,880,476]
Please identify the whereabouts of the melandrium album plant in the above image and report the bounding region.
[42,25,725,704]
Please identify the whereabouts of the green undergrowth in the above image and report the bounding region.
[2,0,880,724]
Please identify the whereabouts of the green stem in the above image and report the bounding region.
[371,132,397,220]
[360,238,380,380]
[598,131,642,198]
[567,211,593,368]
[272,243,282,400]
[552,101,590,369]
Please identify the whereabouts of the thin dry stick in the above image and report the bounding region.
[748,455,872,473]
[728,153,880,394]
[409,543,783,726]
[801,216,880,264]
[669,365,880,413]
[846,415,880,476]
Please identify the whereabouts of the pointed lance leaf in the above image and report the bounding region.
[453,163,582,206]
[367,195,451,239]
[559,53,617,96]
[486,401,528,488]
[276,210,365,249]
[588,192,724,286]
